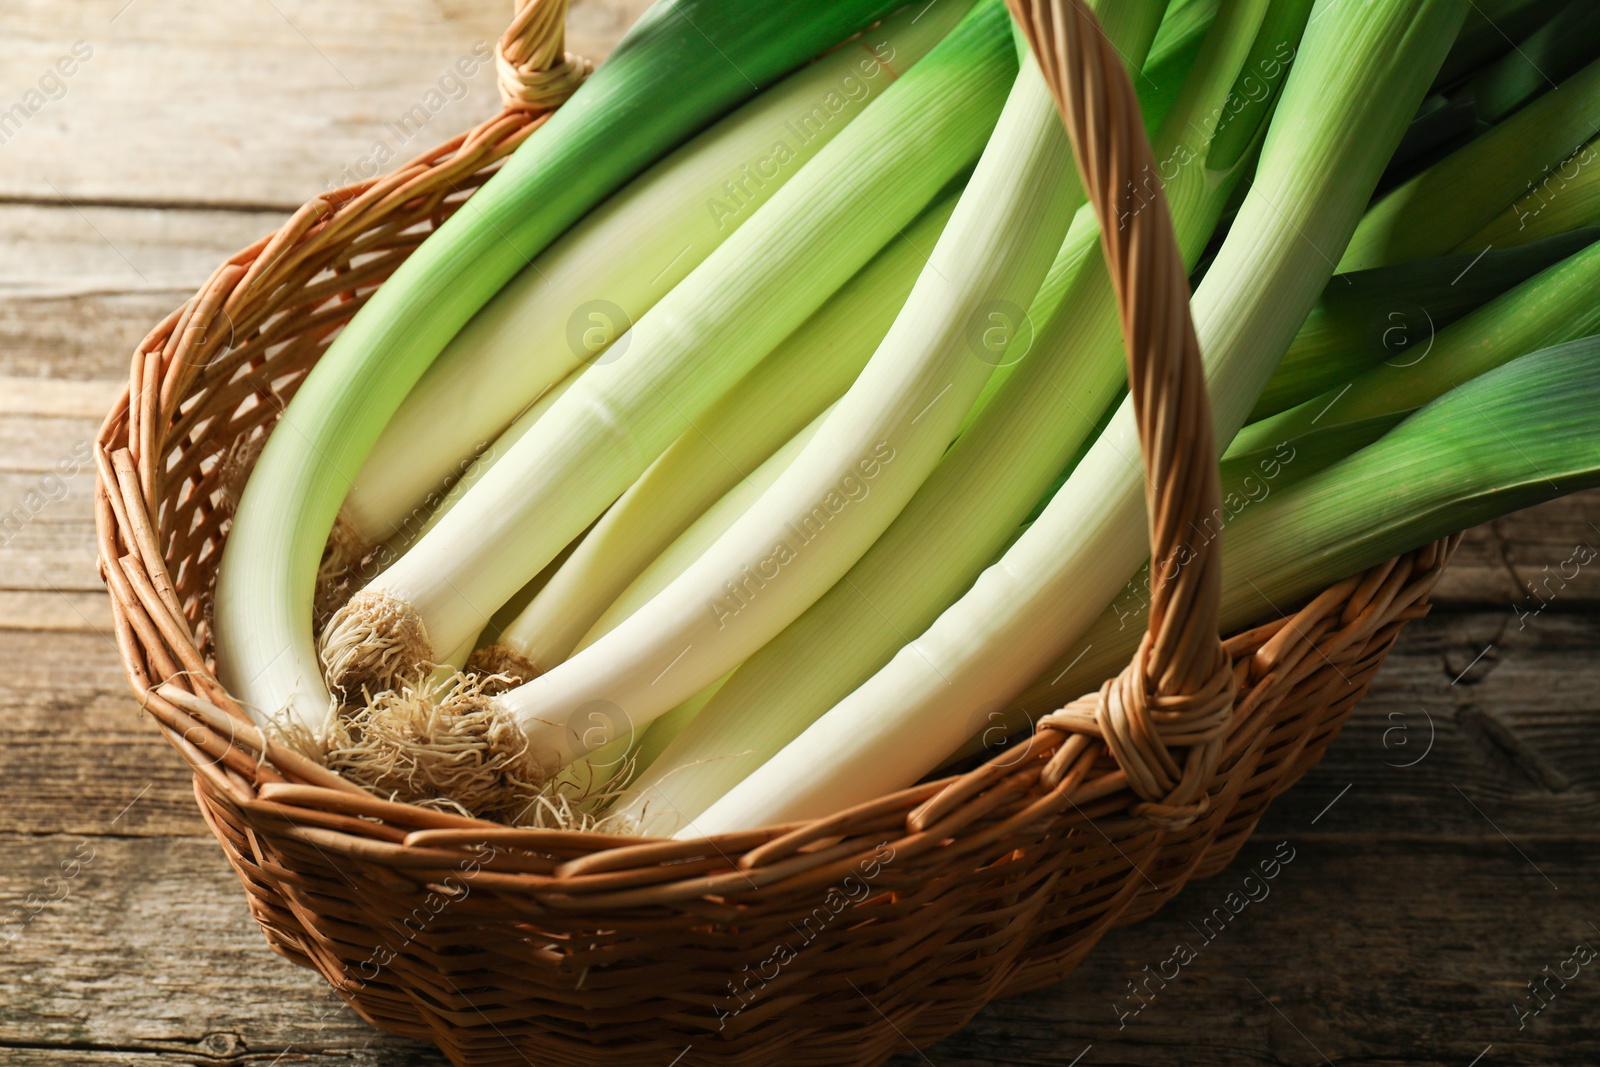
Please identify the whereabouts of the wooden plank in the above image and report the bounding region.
[0,523,101,593]
[0,833,436,1065]
[905,835,1600,1067]
[0,377,121,418]
[0,204,281,297]
[0,0,650,208]
[0,590,111,633]
[0,631,202,837]
[1273,610,1600,838]
[0,392,116,621]
[0,472,94,524]
[0,291,189,382]
[1438,488,1600,607]
[0,832,1593,1065]
[0,414,97,472]
[0,203,283,381]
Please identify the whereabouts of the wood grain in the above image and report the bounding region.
[0,834,433,1065]
[0,525,103,593]
[0,205,281,296]
[0,590,112,632]
[0,202,300,380]
[0,377,121,418]
[0,292,199,380]
[0,0,651,209]
[0,630,200,838]
[902,837,1600,1067]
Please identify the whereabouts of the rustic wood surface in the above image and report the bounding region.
[1,2,1596,1065]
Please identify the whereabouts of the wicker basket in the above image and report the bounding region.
[94,1,1455,1063]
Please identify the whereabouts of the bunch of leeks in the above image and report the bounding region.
[213,0,1600,833]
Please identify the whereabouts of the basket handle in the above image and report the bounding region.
[1007,0,1237,829]
[497,0,594,112]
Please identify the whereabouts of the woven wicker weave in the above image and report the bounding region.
[94,1,1455,1063]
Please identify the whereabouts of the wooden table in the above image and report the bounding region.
[2,2,1596,1064]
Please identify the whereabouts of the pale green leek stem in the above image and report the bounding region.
[578,406,833,652]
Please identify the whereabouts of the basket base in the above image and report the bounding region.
[190,612,1391,1067]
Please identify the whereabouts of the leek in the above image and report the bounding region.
[1234,236,1600,456]
[1459,0,1600,124]
[1458,136,1600,251]
[398,369,580,551]
[1431,0,1569,90]
[1017,336,1600,719]
[963,0,1299,427]
[1385,3,1600,182]
[313,369,581,634]
[1341,52,1600,270]
[1141,0,1220,133]
[579,405,834,651]
[1251,228,1600,421]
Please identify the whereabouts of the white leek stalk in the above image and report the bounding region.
[315,369,582,636]
[630,678,727,776]
[688,0,1470,837]
[393,369,580,554]
[554,675,732,811]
